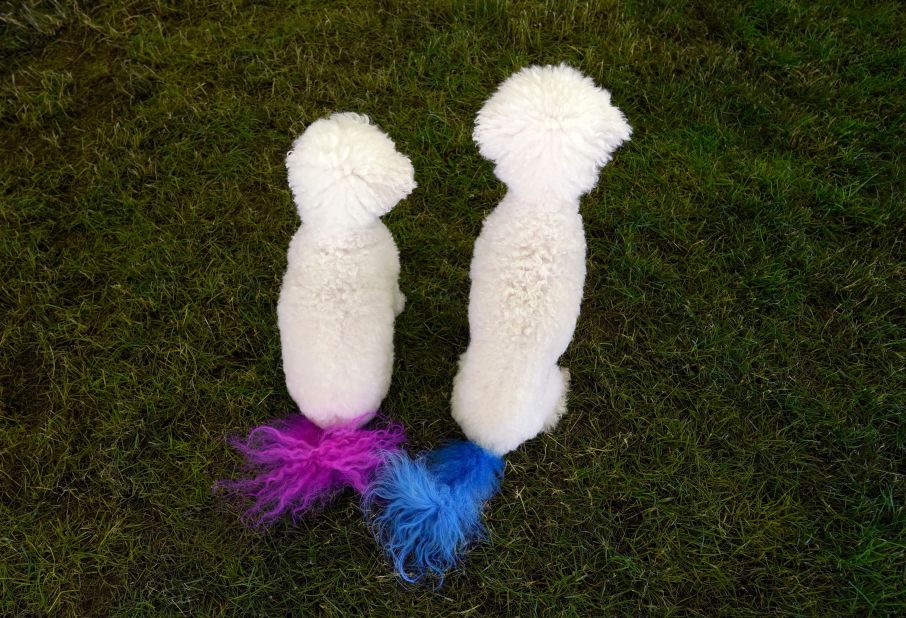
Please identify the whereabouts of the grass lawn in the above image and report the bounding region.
[2,0,904,614]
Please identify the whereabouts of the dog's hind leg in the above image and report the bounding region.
[541,366,570,433]
[394,288,406,316]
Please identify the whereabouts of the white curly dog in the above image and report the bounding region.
[452,64,632,455]
[279,113,416,429]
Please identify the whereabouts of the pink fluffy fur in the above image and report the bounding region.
[216,415,405,527]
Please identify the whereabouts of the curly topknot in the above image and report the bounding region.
[473,64,632,199]
[286,113,416,226]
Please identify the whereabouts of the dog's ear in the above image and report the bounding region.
[473,64,631,199]
[286,113,416,226]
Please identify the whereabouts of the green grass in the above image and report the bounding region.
[1,0,904,614]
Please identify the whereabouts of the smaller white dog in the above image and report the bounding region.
[452,64,632,455]
[217,113,414,526]
[280,112,416,428]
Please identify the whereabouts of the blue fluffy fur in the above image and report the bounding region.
[364,440,504,583]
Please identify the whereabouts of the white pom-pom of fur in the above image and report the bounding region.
[286,113,416,226]
[473,64,632,199]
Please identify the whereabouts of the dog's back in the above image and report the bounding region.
[279,224,400,428]
[453,195,586,453]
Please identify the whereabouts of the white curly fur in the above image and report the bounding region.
[452,64,631,455]
[278,113,416,429]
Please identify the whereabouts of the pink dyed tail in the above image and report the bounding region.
[215,415,405,527]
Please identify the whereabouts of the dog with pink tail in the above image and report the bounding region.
[217,113,416,527]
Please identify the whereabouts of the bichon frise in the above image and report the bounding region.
[367,64,631,582]
[219,113,416,526]
[452,63,632,454]
[280,112,414,425]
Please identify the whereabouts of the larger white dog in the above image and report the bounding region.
[366,64,632,582]
[452,64,633,455]
[280,112,416,428]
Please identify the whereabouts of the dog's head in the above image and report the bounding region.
[474,64,631,200]
[286,113,416,227]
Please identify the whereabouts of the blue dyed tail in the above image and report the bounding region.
[364,440,504,583]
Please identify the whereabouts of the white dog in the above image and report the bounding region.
[451,64,632,455]
[279,113,416,429]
